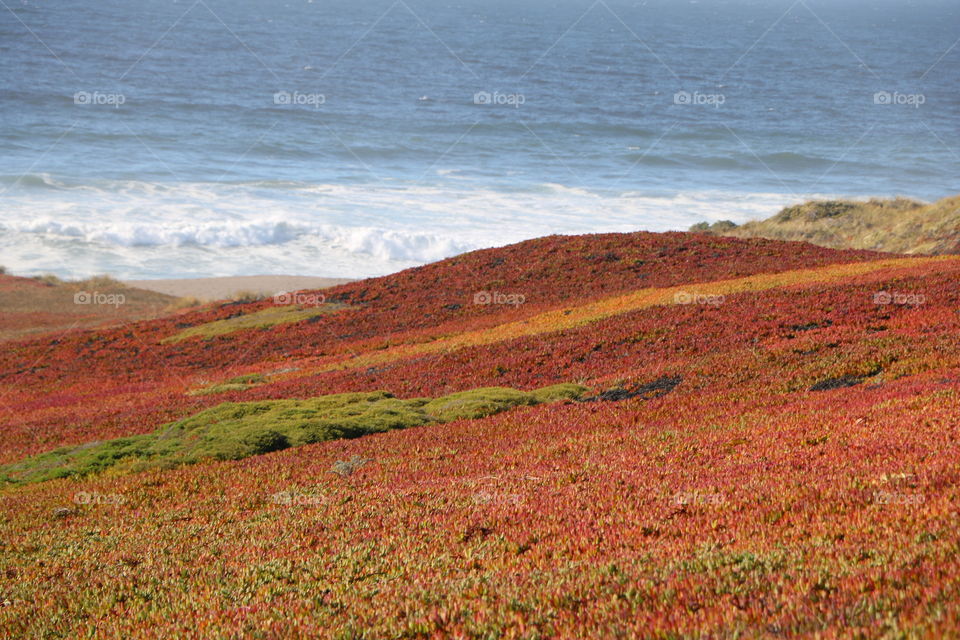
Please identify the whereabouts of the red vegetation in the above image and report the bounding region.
[0,233,884,461]
[2,233,960,638]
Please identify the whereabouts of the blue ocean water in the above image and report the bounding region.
[1,0,957,278]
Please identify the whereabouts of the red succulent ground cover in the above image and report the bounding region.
[0,233,884,462]
[2,232,960,638]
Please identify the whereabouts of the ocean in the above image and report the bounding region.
[1,0,957,279]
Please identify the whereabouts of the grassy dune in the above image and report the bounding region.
[0,274,181,340]
[691,194,960,254]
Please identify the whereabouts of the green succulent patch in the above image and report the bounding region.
[162,303,352,344]
[1,383,586,485]
[189,373,269,396]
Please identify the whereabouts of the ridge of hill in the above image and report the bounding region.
[0,233,886,462]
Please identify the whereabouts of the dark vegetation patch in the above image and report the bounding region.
[330,455,372,477]
[809,366,883,392]
[809,376,864,392]
[582,376,683,402]
[788,320,833,332]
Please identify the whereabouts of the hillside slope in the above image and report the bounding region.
[691,194,960,255]
[0,233,885,463]
[2,233,960,638]
[0,274,181,341]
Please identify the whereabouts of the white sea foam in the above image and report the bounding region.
[0,178,826,279]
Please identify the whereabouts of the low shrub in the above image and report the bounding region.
[2,383,587,484]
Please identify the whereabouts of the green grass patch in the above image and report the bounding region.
[163,304,351,344]
[189,373,268,396]
[1,383,587,485]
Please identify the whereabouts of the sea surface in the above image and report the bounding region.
[1,0,957,279]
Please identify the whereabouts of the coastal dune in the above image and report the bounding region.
[124,275,354,301]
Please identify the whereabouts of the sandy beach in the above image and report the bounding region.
[125,275,354,301]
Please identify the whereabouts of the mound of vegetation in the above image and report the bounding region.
[0,273,180,341]
[0,384,586,484]
[162,303,353,343]
[689,194,960,255]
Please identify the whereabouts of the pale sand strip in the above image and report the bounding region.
[124,275,354,301]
